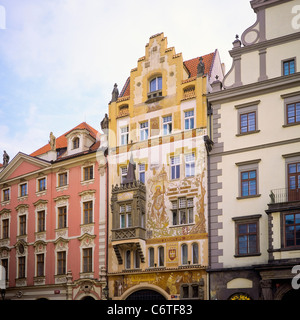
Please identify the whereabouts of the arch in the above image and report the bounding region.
[120,283,169,300]
[73,137,80,149]
[81,295,95,301]
[274,283,293,300]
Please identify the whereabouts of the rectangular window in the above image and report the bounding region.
[287,102,300,124]
[285,213,300,247]
[3,188,10,202]
[36,253,44,277]
[140,121,149,141]
[37,211,45,232]
[2,219,9,239]
[84,166,93,181]
[283,59,295,76]
[83,201,93,224]
[241,170,257,197]
[58,206,67,229]
[240,112,256,133]
[20,183,27,197]
[288,162,300,201]
[58,172,68,187]
[38,178,46,192]
[184,110,194,130]
[120,126,129,146]
[83,248,93,273]
[18,256,25,278]
[19,215,26,236]
[57,251,66,275]
[139,163,145,184]
[237,222,258,255]
[121,167,127,184]
[172,198,194,226]
[171,156,180,180]
[125,250,131,269]
[185,153,195,177]
[119,204,132,228]
[163,115,172,135]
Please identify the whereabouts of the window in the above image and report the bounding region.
[288,162,300,201]
[119,204,132,228]
[83,248,93,273]
[18,256,26,278]
[285,213,300,247]
[192,243,199,264]
[73,137,80,149]
[240,112,256,133]
[120,126,129,146]
[241,170,257,197]
[57,251,66,275]
[140,121,149,141]
[181,244,188,265]
[83,201,93,224]
[171,198,194,226]
[150,76,162,92]
[84,166,93,181]
[121,167,127,184]
[20,183,27,197]
[2,219,9,239]
[58,172,68,187]
[125,250,131,269]
[171,155,180,180]
[283,59,295,76]
[185,153,195,177]
[237,222,258,255]
[134,250,140,269]
[287,102,300,125]
[3,188,10,202]
[163,115,172,135]
[38,178,46,192]
[58,206,67,229]
[36,253,44,277]
[158,246,164,267]
[184,110,194,130]
[1,259,8,281]
[139,163,145,184]
[37,210,45,232]
[19,215,26,236]
[148,247,154,267]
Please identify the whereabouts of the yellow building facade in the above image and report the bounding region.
[106,33,223,300]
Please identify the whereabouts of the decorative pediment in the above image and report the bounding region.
[33,199,48,207]
[0,208,11,216]
[78,233,96,248]
[15,239,28,255]
[0,152,50,182]
[54,237,69,250]
[15,204,29,212]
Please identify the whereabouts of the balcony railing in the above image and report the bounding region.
[269,188,300,204]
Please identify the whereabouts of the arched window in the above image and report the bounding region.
[150,76,162,92]
[192,243,199,264]
[125,250,131,269]
[73,137,80,149]
[158,246,164,267]
[148,247,154,267]
[181,244,188,265]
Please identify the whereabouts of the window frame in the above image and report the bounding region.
[83,201,93,225]
[184,110,195,130]
[139,163,146,184]
[284,212,300,248]
[119,203,132,229]
[120,125,129,146]
[148,247,155,268]
[149,76,162,93]
[82,247,93,273]
[58,206,67,229]
[37,210,46,233]
[2,218,9,239]
[57,251,66,275]
[181,243,188,265]
[282,58,296,76]
[171,197,194,226]
[281,92,300,127]
[36,253,45,277]
[170,155,180,180]
[162,115,172,136]
[19,182,28,198]
[19,215,27,236]
[139,121,149,141]
[2,188,10,202]
[18,256,26,279]
[185,153,195,177]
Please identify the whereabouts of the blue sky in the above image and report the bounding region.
[0,0,256,160]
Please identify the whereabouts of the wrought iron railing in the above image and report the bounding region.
[269,188,300,204]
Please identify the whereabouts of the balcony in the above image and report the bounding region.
[267,188,300,213]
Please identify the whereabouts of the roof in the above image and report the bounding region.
[119,51,216,98]
[30,122,99,157]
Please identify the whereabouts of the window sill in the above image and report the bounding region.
[56,185,69,192]
[236,130,260,137]
[282,122,300,128]
[236,194,261,200]
[234,253,261,258]
[81,179,95,186]
[169,223,195,228]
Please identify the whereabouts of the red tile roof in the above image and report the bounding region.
[119,51,216,98]
[30,122,99,157]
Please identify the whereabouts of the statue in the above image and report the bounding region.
[100,113,109,131]
[111,83,119,103]
[3,150,9,167]
[49,132,56,151]
[197,56,205,77]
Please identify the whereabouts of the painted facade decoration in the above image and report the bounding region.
[107,32,224,300]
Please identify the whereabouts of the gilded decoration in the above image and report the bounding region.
[112,270,206,298]
[146,164,206,238]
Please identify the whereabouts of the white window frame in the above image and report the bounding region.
[171,155,180,180]
[185,153,195,177]
[120,126,129,146]
[139,121,149,141]
[162,115,172,135]
[184,110,195,130]
[139,163,146,184]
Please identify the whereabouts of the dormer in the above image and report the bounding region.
[65,128,96,156]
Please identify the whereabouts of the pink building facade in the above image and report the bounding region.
[0,122,108,300]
